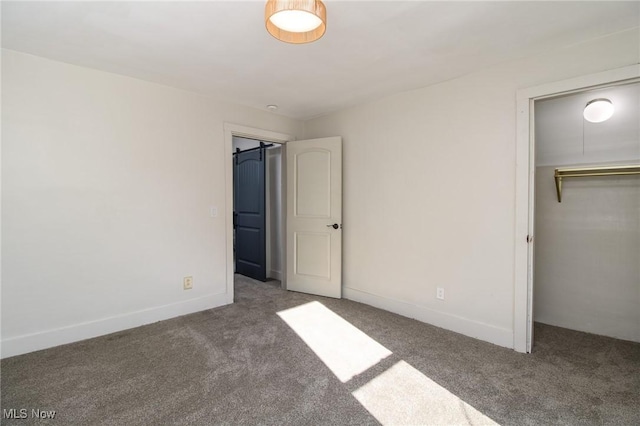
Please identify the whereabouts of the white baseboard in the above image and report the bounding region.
[268,269,283,281]
[343,286,513,349]
[1,293,230,359]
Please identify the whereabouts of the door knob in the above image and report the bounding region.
[327,223,340,229]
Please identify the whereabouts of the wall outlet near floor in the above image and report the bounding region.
[436,287,445,300]
[183,276,193,290]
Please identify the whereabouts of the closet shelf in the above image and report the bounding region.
[554,164,640,202]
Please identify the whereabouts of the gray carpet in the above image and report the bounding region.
[1,275,639,425]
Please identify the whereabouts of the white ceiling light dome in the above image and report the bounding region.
[270,10,322,33]
[583,98,614,123]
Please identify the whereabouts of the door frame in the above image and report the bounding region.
[224,123,294,303]
[513,64,640,353]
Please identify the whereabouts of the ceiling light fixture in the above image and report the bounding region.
[583,98,614,123]
[265,0,327,44]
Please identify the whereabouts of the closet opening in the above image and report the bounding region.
[531,81,640,349]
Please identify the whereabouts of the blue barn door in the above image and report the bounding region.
[233,144,267,281]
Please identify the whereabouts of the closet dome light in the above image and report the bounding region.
[583,98,614,123]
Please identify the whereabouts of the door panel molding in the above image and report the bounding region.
[294,149,332,218]
[294,231,332,279]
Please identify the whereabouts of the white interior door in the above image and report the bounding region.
[286,137,342,298]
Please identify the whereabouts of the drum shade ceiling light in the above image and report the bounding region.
[265,0,327,44]
[583,98,614,123]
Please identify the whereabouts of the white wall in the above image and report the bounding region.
[303,29,640,348]
[534,166,639,342]
[1,49,302,357]
[267,146,283,280]
[533,84,639,342]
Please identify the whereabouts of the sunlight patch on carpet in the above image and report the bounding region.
[279,301,500,425]
[277,301,392,382]
[352,360,499,425]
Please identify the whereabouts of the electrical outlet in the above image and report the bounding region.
[436,287,445,300]
[183,276,193,290]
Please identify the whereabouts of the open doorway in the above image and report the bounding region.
[223,123,294,302]
[532,83,640,348]
[232,136,284,284]
[514,65,640,353]
[223,124,344,302]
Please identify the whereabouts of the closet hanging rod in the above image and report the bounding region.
[554,164,640,202]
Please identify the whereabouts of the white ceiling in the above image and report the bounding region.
[2,1,639,120]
